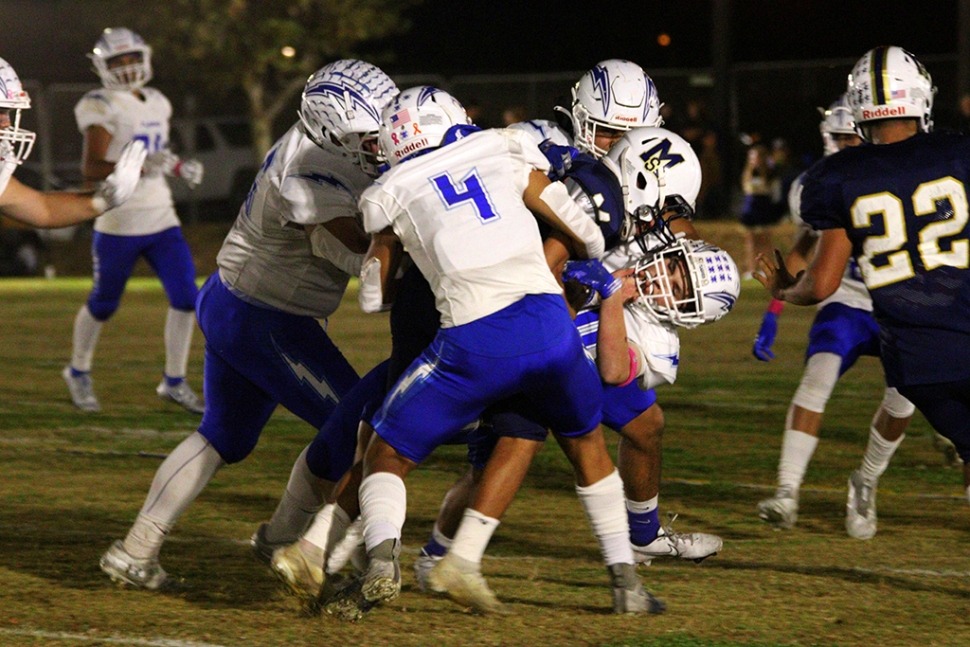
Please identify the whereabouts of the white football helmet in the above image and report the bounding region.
[378,86,470,167]
[507,119,571,148]
[846,46,935,139]
[818,94,857,156]
[89,27,153,91]
[632,238,740,329]
[567,59,663,158]
[0,57,36,167]
[605,127,702,251]
[299,59,398,175]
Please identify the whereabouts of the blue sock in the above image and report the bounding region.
[165,375,184,388]
[422,535,448,557]
[70,367,88,378]
[629,508,661,546]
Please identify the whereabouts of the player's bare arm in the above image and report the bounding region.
[756,227,851,305]
[595,270,639,384]
[81,124,117,186]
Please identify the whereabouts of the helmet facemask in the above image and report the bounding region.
[632,239,739,329]
[89,29,153,92]
[0,107,36,167]
[632,243,702,328]
[0,59,36,167]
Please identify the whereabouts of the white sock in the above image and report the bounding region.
[123,431,225,560]
[359,472,406,552]
[164,308,195,379]
[777,428,819,498]
[626,495,659,514]
[301,504,335,551]
[575,469,633,566]
[859,427,904,482]
[965,485,970,506]
[70,305,103,372]
[264,446,330,545]
[449,509,500,565]
[432,522,454,549]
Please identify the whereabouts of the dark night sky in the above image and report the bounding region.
[367,0,960,75]
[1,0,961,81]
[1,0,964,161]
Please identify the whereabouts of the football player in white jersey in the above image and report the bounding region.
[321,86,669,619]
[753,96,915,538]
[98,60,398,591]
[0,56,146,227]
[409,128,724,603]
[62,28,206,414]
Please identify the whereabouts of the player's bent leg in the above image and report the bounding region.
[846,388,913,540]
[100,431,226,589]
[758,352,841,528]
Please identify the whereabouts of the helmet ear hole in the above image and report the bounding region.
[636,172,648,190]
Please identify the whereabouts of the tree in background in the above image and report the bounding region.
[121,0,418,156]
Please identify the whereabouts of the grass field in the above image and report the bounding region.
[0,274,967,647]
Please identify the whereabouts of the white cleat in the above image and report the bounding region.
[426,552,508,615]
[157,379,205,414]
[62,366,101,412]
[757,493,799,529]
[99,540,169,590]
[271,540,325,602]
[323,538,401,622]
[413,548,445,593]
[609,563,666,615]
[632,515,723,565]
[933,433,963,468]
[846,470,878,540]
[326,517,366,576]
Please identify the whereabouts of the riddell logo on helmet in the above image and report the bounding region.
[394,138,429,159]
[861,106,907,119]
[613,115,638,123]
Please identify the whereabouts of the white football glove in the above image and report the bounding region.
[142,149,180,177]
[91,139,147,213]
[175,158,204,188]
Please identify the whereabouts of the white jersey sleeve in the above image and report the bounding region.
[279,161,369,228]
[624,309,680,390]
[75,90,121,136]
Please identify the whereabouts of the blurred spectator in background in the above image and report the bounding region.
[502,105,528,126]
[958,93,970,135]
[770,138,800,221]
[463,97,495,129]
[738,142,781,279]
[677,99,727,219]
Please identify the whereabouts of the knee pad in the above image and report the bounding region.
[167,287,198,313]
[86,295,120,321]
[791,353,842,413]
[881,387,916,419]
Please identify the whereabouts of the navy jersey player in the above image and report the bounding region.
[98,60,398,591]
[0,56,146,227]
[62,28,206,414]
[754,96,915,539]
[757,46,970,503]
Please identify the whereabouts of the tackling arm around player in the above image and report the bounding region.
[0,57,145,228]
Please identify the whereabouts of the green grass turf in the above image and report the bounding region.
[0,276,967,647]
